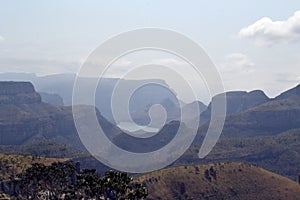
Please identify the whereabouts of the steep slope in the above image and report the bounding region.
[0,81,41,104]
[275,84,300,100]
[200,90,270,125]
[138,162,300,200]
[218,90,270,114]
[0,140,86,159]
[177,84,300,180]
[184,128,300,180]
[0,73,176,123]
[0,81,74,145]
[0,103,75,145]
[0,81,122,150]
[194,84,300,140]
[215,95,300,138]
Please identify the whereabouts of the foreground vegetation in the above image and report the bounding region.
[0,154,147,200]
[0,153,68,180]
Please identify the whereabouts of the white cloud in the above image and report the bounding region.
[239,10,300,46]
[0,35,4,42]
[219,53,255,73]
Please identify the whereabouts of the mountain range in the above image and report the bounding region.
[0,73,185,124]
[181,84,300,180]
[1,77,300,185]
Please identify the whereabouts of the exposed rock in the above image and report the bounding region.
[200,90,270,125]
[0,81,35,95]
[0,81,73,145]
[0,81,122,149]
[210,90,270,115]
[0,81,41,105]
[196,93,300,139]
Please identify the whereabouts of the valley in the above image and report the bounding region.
[1,79,300,199]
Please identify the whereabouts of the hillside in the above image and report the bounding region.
[275,84,300,100]
[175,84,300,180]
[2,80,300,186]
[0,140,113,175]
[199,90,270,125]
[197,91,300,139]
[0,153,69,180]
[0,81,76,145]
[182,128,300,180]
[0,140,86,158]
[0,81,122,149]
[138,162,300,200]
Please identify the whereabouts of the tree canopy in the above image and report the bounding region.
[9,161,147,200]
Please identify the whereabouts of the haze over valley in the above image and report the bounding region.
[1,1,300,199]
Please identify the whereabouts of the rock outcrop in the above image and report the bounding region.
[0,81,75,145]
[0,81,41,105]
[199,90,270,125]
[210,90,270,115]
[0,81,121,149]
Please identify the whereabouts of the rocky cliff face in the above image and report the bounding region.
[0,81,41,105]
[197,93,300,139]
[0,81,75,145]
[199,90,270,125]
[0,81,35,95]
[0,81,122,149]
[210,90,270,115]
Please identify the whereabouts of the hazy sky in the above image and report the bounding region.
[1,1,300,98]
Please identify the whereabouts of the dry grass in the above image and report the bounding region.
[137,162,300,200]
[0,153,69,180]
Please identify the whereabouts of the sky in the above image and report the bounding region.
[1,0,300,100]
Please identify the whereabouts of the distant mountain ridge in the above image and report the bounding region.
[2,79,300,183]
[275,84,300,100]
[0,73,184,123]
[0,81,120,149]
[199,89,270,125]
[0,81,41,105]
[220,84,300,138]
[215,90,270,114]
[180,84,300,180]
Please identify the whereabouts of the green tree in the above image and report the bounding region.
[12,161,147,200]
